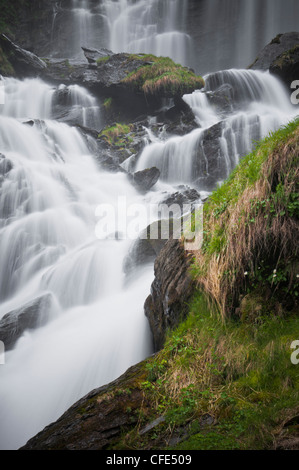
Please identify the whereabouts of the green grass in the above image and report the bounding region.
[191,118,299,317]
[122,55,204,97]
[206,118,299,213]
[98,123,133,147]
[96,56,109,65]
[139,292,299,450]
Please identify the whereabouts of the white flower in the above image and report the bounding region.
[244,272,248,276]
[273,269,277,274]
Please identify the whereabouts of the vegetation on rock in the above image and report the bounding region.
[99,123,133,148]
[192,118,299,319]
[122,55,205,97]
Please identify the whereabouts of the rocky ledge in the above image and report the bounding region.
[250,31,299,88]
[21,360,150,450]
[144,238,195,352]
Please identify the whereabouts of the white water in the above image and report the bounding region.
[51,0,299,73]
[0,78,154,449]
[66,0,190,65]
[135,70,298,186]
[102,0,190,65]
[1,1,299,452]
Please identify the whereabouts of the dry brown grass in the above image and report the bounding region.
[194,126,299,319]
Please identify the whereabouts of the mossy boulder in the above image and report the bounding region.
[250,31,299,88]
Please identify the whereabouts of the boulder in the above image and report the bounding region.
[129,167,160,192]
[0,34,47,77]
[123,219,177,274]
[250,32,299,88]
[161,185,201,208]
[82,46,113,65]
[144,238,195,351]
[250,32,299,71]
[206,84,234,115]
[269,45,299,89]
[0,293,54,350]
[0,153,13,177]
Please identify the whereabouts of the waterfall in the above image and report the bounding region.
[0,78,154,450]
[135,70,298,187]
[60,0,191,65]
[102,0,191,65]
[187,0,299,73]
[48,0,299,72]
[1,0,299,452]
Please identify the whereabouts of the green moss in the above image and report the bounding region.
[99,122,133,147]
[103,97,112,110]
[122,55,204,97]
[96,56,109,65]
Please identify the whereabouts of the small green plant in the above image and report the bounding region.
[98,123,132,147]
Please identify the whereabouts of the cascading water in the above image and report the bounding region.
[0,78,154,449]
[135,70,298,187]
[56,0,191,65]
[102,0,191,66]
[49,0,299,73]
[1,0,299,452]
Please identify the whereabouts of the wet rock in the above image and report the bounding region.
[0,293,55,351]
[155,101,198,136]
[129,167,160,192]
[250,32,299,78]
[269,44,299,89]
[82,46,113,65]
[0,153,13,177]
[123,219,177,274]
[98,155,126,174]
[206,84,234,115]
[0,34,47,78]
[192,121,225,190]
[161,186,201,208]
[144,238,195,351]
[21,360,150,450]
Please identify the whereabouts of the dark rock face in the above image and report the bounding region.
[269,45,299,89]
[129,167,160,192]
[250,32,299,88]
[0,294,54,351]
[82,46,113,65]
[0,34,47,77]
[144,238,195,351]
[206,84,234,116]
[21,360,149,450]
[192,121,225,190]
[161,186,201,208]
[155,101,198,137]
[0,153,13,180]
[251,32,299,71]
[123,219,177,274]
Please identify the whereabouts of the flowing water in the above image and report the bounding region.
[135,69,297,186]
[0,78,154,449]
[0,0,298,451]
[51,0,299,72]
